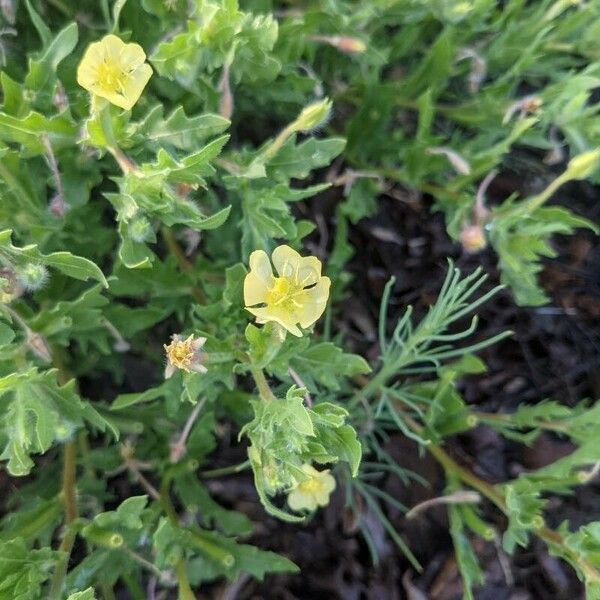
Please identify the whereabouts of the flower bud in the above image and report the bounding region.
[565,149,600,180]
[49,194,66,218]
[460,224,487,253]
[16,263,49,292]
[128,215,154,243]
[0,268,22,303]
[292,98,332,133]
[26,331,52,363]
[0,0,15,25]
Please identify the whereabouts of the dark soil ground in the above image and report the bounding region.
[200,173,600,600]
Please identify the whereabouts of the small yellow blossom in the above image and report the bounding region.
[163,334,207,379]
[77,34,152,110]
[287,464,336,512]
[244,245,330,337]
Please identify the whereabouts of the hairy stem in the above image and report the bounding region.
[160,227,207,304]
[250,365,276,402]
[159,478,196,599]
[48,440,78,600]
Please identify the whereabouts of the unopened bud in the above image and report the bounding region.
[49,194,66,218]
[460,224,487,253]
[0,0,15,24]
[311,35,366,54]
[26,331,52,363]
[16,263,49,292]
[218,64,233,120]
[427,147,471,175]
[565,149,600,180]
[503,96,542,124]
[0,268,22,303]
[128,216,153,243]
[292,98,332,133]
[53,82,69,113]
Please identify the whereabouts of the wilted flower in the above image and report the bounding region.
[77,34,152,110]
[244,245,330,337]
[287,464,336,512]
[163,334,207,379]
[460,224,487,253]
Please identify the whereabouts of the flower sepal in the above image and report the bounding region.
[245,321,286,369]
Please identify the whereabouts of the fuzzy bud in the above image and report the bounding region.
[292,98,332,133]
[16,263,49,292]
[128,216,154,243]
[460,224,487,253]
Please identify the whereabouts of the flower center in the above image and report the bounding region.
[166,340,193,368]
[265,276,303,309]
[298,478,322,494]
[95,60,127,93]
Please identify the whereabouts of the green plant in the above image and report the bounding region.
[0,1,599,598]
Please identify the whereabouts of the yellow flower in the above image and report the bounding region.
[287,464,336,512]
[164,334,207,379]
[77,34,152,110]
[244,245,330,337]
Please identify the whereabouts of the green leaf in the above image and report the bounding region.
[0,112,77,156]
[0,538,60,600]
[0,230,107,287]
[266,135,346,181]
[24,22,78,92]
[285,342,371,391]
[0,369,115,476]
[449,504,484,600]
[135,106,230,150]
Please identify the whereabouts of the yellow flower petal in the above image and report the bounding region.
[246,306,303,337]
[77,34,152,111]
[287,464,336,512]
[288,487,318,512]
[272,244,302,278]
[296,277,331,328]
[244,246,330,336]
[244,250,274,306]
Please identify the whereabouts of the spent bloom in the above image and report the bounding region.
[287,464,336,512]
[77,34,152,110]
[244,245,330,337]
[164,334,207,379]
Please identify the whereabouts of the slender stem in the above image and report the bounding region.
[473,411,570,434]
[250,366,276,402]
[262,123,295,160]
[159,478,196,599]
[200,459,251,478]
[175,561,196,600]
[160,227,206,304]
[48,440,78,600]
[42,135,65,204]
[100,582,116,600]
[170,399,205,463]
